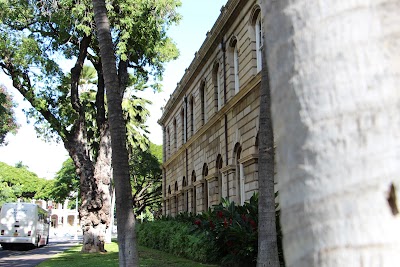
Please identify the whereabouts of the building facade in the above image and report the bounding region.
[159,0,264,216]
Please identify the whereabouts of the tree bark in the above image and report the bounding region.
[263,0,400,266]
[257,33,279,267]
[65,122,112,253]
[92,0,139,266]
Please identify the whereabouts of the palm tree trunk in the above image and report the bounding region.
[257,38,279,266]
[262,0,400,266]
[91,0,138,266]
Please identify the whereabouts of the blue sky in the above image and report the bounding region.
[0,0,228,179]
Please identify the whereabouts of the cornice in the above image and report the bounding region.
[158,0,244,125]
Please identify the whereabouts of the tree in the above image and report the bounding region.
[92,0,138,264]
[0,0,180,253]
[46,158,80,204]
[0,85,19,145]
[262,0,400,266]
[130,143,163,215]
[257,26,279,267]
[0,161,51,203]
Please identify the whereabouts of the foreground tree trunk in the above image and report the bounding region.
[92,0,139,266]
[262,0,400,266]
[257,40,279,267]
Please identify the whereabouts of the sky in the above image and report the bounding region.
[0,0,228,179]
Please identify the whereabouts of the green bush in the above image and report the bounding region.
[193,193,259,266]
[136,220,216,263]
[137,192,284,267]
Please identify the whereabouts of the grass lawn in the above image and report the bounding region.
[37,242,218,267]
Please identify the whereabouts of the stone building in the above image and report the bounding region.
[158,0,264,216]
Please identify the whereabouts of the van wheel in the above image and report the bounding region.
[1,244,11,250]
[36,235,41,248]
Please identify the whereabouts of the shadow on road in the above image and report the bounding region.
[0,239,79,267]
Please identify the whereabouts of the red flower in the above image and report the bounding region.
[217,211,223,218]
[241,214,247,222]
[223,218,228,228]
[249,219,256,230]
[209,220,215,230]
[194,220,202,226]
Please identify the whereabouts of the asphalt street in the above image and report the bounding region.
[0,235,80,267]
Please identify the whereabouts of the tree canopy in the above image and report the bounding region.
[0,85,19,145]
[0,0,180,253]
[0,161,50,205]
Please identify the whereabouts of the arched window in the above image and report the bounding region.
[182,177,188,212]
[192,170,197,214]
[202,163,209,211]
[234,143,245,205]
[213,63,222,111]
[200,80,206,125]
[230,37,240,94]
[190,96,194,136]
[216,154,224,201]
[191,170,196,183]
[180,108,185,144]
[173,118,177,150]
[255,12,262,72]
[167,127,170,158]
[175,181,179,215]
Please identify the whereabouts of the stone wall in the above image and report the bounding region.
[159,0,264,215]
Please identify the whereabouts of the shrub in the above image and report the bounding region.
[193,193,259,266]
[137,192,284,267]
[136,220,216,263]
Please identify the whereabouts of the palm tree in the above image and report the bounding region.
[79,65,97,92]
[92,0,138,266]
[257,34,279,266]
[262,0,400,266]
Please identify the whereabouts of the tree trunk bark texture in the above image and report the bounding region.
[65,123,112,253]
[92,0,139,266]
[257,35,280,267]
[263,0,400,266]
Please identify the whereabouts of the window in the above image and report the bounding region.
[181,108,185,144]
[234,44,240,93]
[234,143,245,205]
[182,177,187,212]
[216,154,224,200]
[202,163,209,211]
[213,63,222,111]
[173,119,177,150]
[192,170,197,214]
[190,96,194,136]
[230,37,240,94]
[255,12,262,72]
[175,181,179,215]
[167,127,170,157]
[200,81,206,125]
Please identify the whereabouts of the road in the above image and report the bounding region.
[0,236,80,267]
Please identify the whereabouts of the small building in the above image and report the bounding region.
[159,0,264,216]
[33,199,80,233]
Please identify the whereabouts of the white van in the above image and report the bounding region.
[0,202,50,249]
